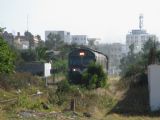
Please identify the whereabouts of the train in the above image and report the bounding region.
[68,47,108,83]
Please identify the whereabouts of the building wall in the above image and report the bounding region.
[16,62,51,77]
[126,29,157,53]
[71,35,88,45]
[45,31,71,44]
[97,43,127,75]
[14,33,30,50]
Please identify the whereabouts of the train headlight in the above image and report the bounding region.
[73,68,76,71]
[79,52,85,56]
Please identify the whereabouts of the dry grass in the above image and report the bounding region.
[104,114,160,120]
[0,109,7,120]
[101,76,160,120]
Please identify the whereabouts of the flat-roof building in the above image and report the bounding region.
[45,31,71,44]
[71,35,88,45]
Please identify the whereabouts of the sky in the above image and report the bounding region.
[0,0,160,43]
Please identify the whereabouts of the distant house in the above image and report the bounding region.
[14,32,41,50]
[14,32,29,49]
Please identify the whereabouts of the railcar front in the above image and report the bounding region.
[68,48,96,73]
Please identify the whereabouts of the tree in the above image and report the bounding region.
[0,35,15,73]
[36,35,41,41]
[24,31,34,49]
[142,38,158,54]
[120,44,137,77]
[87,39,96,49]
[35,46,48,61]
[119,38,159,85]
[0,27,6,33]
[38,40,45,47]
[45,33,64,50]
[142,38,159,66]
[20,49,37,62]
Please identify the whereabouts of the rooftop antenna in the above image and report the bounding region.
[139,14,143,30]
[27,14,29,32]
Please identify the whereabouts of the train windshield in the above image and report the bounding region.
[69,56,94,66]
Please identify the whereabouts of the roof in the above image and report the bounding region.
[70,46,108,59]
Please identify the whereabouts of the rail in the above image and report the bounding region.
[0,93,43,104]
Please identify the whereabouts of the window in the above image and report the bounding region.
[141,36,145,40]
[135,36,138,40]
[131,36,133,39]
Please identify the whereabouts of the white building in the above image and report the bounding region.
[126,15,157,53]
[126,30,156,53]
[33,35,41,48]
[71,35,88,45]
[45,31,71,44]
[14,32,29,50]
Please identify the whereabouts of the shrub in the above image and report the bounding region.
[49,80,83,106]
[82,62,107,89]
[0,36,16,74]
[56,80,71,94]
[16,93,43,110]
[48,80,71,106]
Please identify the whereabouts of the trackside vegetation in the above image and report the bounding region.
[82,62,107,89]
[0,36,15,74]
[69,62,107,89]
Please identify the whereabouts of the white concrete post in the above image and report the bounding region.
[44,63,51,77]
[148,65,160,111]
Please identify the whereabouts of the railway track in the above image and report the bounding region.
[0,93,43,104]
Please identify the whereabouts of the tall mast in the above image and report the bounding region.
[139,14,143,30]
[27,14,29,32]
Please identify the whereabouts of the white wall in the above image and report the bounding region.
[148,65,160,111]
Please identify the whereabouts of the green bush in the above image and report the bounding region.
[82,62,107,89]
[16,93,43,110]
[49,80,83,106]
[0,36,15,74]
[48,80,71,106]
[56,80,71,94]
[52,59,67,73]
